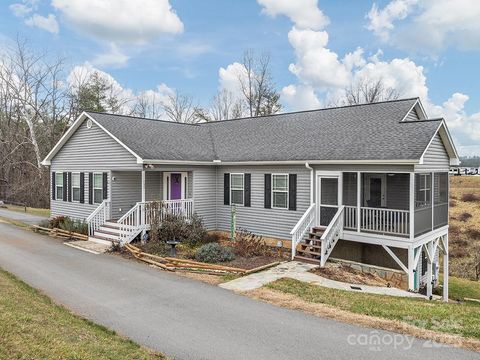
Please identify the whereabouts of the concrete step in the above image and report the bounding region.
[293,255,320,265]
[88,236,114,246]
[94,230,120,240]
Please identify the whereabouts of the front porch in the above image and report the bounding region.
[291,170,450,300]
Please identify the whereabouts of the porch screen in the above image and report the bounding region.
[342,172,357,206]
[433,172,448,229]
[319,178,338,226]
[414,173,432,236]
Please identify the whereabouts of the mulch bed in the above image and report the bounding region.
[220,255,284,270]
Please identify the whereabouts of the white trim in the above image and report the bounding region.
[230,173,245,206]
[163,172,188,200]
[41,112,143,166]
[92,172,103,204]
[55,171,64,200]
[142,159,419,166]
[316,171,341,226]
[71,172,81,203]
[418,121,459,166]
[382,245,408,273]
[271,173,289,209]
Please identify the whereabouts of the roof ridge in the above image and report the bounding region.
[200,97,419,125]
[85,111,201,126]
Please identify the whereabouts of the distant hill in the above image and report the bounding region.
[460,156,480,167]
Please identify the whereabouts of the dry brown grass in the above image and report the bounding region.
[449,176,480,279]
[310,263,389,286]
[246,287,480,353]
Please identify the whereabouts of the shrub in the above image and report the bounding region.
[233,228,270,257]
[47,216,88,235]
[49,216,67,229]
[195,242,235,263]
[38,219,51,228]
[458,212,473,222]
[466,228,480,240]
[461,193,480,202]
[449,200,456,207]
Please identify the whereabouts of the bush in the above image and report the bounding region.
[458,212,473,222]
[233,228,270,257]
[49,216,67,229]
[195,242,235,263]
[47,216,88,235]
[461,193,480,202]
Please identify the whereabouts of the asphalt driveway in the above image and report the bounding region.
[0,222,477,360]
[0,207,47,225]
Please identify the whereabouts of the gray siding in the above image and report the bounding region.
[145,172,162,201]
[111,171,141,219]
[192,167,217,230]
[215,165,310,240]
[415,133,450,172]
[405,107,420,122]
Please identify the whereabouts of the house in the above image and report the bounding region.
[41,98,459,300]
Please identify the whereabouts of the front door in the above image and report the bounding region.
[369,178,382,207]
[363,173,386,207]
[316,174,340,227]
[170,173,182,200]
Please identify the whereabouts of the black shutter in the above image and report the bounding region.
[289,174,297,211]
[63,172,67,201]
[244,173,251,207]
[103,172,108,200]
[88,173,93,204]
[51,171,56,200]
[79,172,85,203]
[224,173,230,205]
[67,172,72,202]
[264,174,271,208]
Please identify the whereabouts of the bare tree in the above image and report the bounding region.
[162,91,201,124]
[344,78,400,105]
[209,89,243,121]
[237,50,281,117]
[132,91,165,120]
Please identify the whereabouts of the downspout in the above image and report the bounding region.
[305,162,314,204]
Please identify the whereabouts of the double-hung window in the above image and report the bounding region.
[93,173,103,204]
[415,173,431,209]
[55,172,64,200]
[71,173,81,202]
[272,174,288,209]
[230,173,244,205]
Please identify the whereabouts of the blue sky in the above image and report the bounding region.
[1,0,480,156]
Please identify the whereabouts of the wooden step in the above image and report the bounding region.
[297,248,321,257]
[299,243,321,250]
[294,255,320,265]
[95,229,120,236]
[307,232,324,238]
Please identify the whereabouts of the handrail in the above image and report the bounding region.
[320,205,344,267]
[360,207,409,236]
[290,203,316,260]
[86,200,110,236]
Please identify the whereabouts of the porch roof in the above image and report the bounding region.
[81,98,442,163]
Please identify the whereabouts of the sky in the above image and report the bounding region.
[1,0,480,156]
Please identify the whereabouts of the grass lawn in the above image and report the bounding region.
[447,275,480,302]
[0,268,167,359]
[3,204,50,218]
[266,278,480,340]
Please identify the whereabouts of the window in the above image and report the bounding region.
[415,173,431,209]
[93,173,103,204]
[55,172,64,200]
[230,173,244,205]
[71,173,80,202]
[272,174,288,209]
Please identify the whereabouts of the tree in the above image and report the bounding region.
[236,50,281,117]
[162,91,201,124]
[343,78,400,105]
[203,89,244,121]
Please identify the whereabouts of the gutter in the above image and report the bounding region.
[305,162,314,205]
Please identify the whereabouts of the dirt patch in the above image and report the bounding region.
[175,271,225,285]
[245,287,480,353]
[220,255,284,270]
[310,263,390,287]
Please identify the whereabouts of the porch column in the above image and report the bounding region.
[409,173,415,240]
[443,234,449,302]
[356,171,361,232]
[141,170,146,239]
[426,240,433,299]
[407,246,415,291]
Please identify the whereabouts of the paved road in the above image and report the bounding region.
[0,222,477,360]
[0,207,47,225]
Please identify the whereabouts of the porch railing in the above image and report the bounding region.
[320,205,344,266]
[290,203,316,260]
[117,199,194,244]
[360,207,409,236]
[344,205,357,230]
[86,200,111,237]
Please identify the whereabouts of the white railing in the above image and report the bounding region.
[290,203,316,260]
[344,205,357,230]
[117,199,194,244]
[320,205,344,267]
[360,207,409,236]
[86,200,111,237]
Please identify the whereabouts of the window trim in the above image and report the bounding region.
[93,172,104,204]
[230,173,244,206]
[71,172,81,203]
[271,173,289,209]
[416,173,431,209]
[55,172,64,201]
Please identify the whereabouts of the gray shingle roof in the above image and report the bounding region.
[87,98,442,163]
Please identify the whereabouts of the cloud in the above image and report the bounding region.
[91,44,129,68]
[9,1,35,17]
[367,0,480,54]
[281,84,320,110]
[257,0,329,30]
[25,13,59,34]
[51,0,184,44]
[218,62,247,99]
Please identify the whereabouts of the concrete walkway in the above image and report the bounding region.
[221,261,427,298]
[0,207,48,225]
[0,222,476,360]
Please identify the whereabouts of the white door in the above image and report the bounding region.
[316,174,341,227]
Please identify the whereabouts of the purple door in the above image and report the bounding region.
[170,173,182,200]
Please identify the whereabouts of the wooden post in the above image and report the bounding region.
[141,170,146,239]
[409,173,415,240]
[427,240,433,299]
[356,171,361,232]
[443,234,449,302]
[407,246,415,291]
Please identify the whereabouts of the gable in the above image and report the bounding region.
[415,132,450,171]
[50,118,141,171]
